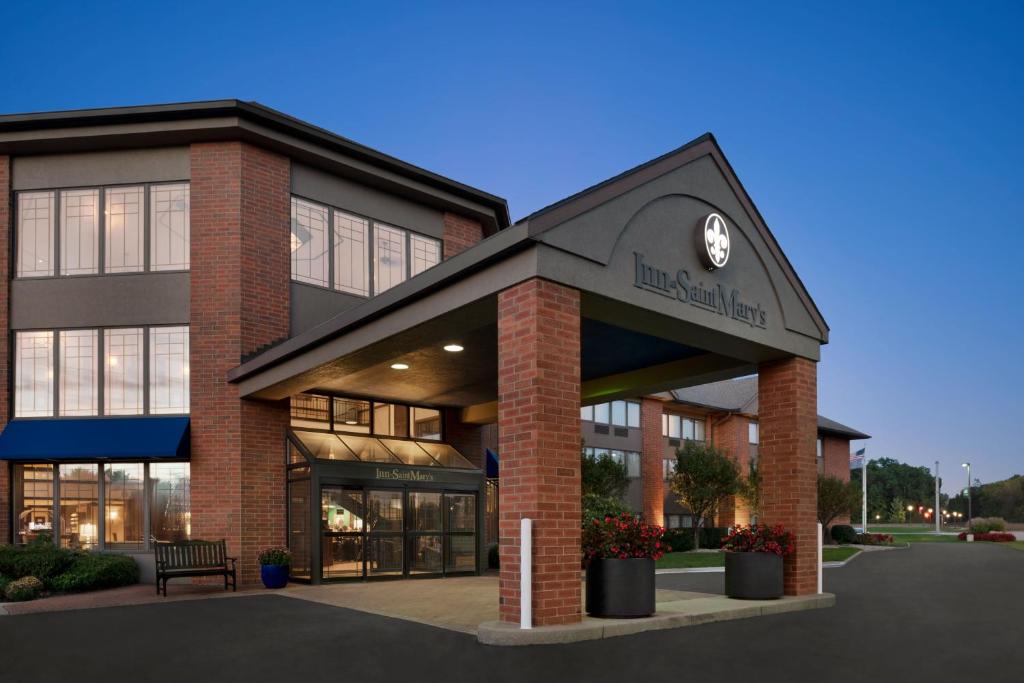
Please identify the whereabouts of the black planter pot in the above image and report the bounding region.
[724,552,783,600]
[585,558,655,618]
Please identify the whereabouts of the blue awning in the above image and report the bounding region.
[0,417,190,461]
[486,448,499,478]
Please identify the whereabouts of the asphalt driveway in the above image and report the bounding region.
[1,543,1020,683]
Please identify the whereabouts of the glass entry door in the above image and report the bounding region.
[366,490,404,576]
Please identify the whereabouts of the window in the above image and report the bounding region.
[59,464,99,549]
[150,183,190,271]
[665,414,681,438]
[60,189,99,275]
[748,421,759,445]
[594,403,610,424]
[374,223,407,294]
[683,417,695,440]
[59,329,98,416]
[105,463,144,549]
[611,401,627,427]
[149,462,191,542]
[15,331,53,417]
[374,402,409,437]
[663,458,676,481]
[410,233,441,276]
[580,405,594,422]
[291,198,329,287]
[411,407,441,440]
[816,438,824,474]
[291,393,330,429]
[627,402,641,428]
[625,451,641,478]
[333,210,369,296]
[13,464,54,544]
[149,326,189,414]
[685,418,706,442]
[17,191,55,277]
[105,186,144,273]
[105,328,144,415]
[333,397,371,433]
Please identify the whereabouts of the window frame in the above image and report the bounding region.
[289,391,446,442]
[13,325,189,419]
[14,181,191,281]
[289,194,443,298]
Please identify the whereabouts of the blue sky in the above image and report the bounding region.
[2,1,1021,492]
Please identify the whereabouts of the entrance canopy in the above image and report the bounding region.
[0,417,190,461]
[228,134,828,414]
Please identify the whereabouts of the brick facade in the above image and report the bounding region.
[0,156,9,544]
[822,435,852,524]
[497,278,581,626]
[189,141,291,585]
[640,398,664,526]
[758,357,818,595]
[442,212,484,258]
[711,414,753,526]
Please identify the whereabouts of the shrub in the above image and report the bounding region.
[5,576,44,602]
[0,538,74,585]
[969,517,1007,533]
[661,529,695,553]
[49,553,139,593]
[257,547,291,566]
[0,574,10,595]
[699,527,729,549]
[581,493,630,526]
[582,513,664,565]
[487,543,499,569]
[856,533,895,545]
[722,524,795,556]
[830,524,858,545]
[958,531,1015,542]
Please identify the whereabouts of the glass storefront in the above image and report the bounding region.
[10,461,190,549]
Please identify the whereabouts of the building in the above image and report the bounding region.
[580,377,870,528]
[0,100,841,627]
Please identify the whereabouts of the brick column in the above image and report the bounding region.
[0,155,9,543]
[497,278,581,626]
[190,142,291,585]
[640,398,664,526]
[442,212,484,258]
[713,415,752,526]
[758,357,818,595]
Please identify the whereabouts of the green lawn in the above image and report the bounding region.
[886,533,958,543]
[656,547,858,569]
[865,525,965,534]
[997,541,1024,551]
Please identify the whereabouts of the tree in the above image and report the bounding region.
[670,441,741,549]
[818,474,860,542]
[581,448,630,525]
[738,460,762,523]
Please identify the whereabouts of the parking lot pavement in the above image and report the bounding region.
[1,542,1021,683]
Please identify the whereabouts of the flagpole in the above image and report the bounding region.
[935,461,940,533]
[862,449,868,532]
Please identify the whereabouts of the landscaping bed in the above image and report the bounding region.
[0,536,139,603]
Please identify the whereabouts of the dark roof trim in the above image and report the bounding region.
[0,99,511,229]
[816,416,871,440]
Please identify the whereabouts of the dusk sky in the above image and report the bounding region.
[3,2,1021,492]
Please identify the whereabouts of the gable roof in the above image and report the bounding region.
[669,376,871,440]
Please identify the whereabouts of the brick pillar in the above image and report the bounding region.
[758,357,818,595]
[640,398,664,526]
[713,415,752,526]
[442,212,484,258]
[0,155,9,543]
[497,278,581,626]
[190,141,291,585]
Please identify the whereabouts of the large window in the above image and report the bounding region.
[16,191,55,277]
[583,447,641,479]
[662,414,706,441]
[15,331,53,417]
[105,463,144,549]
[150,183,190,271]
[16,326,187,418]
[16,184,189,278]
[12,464,53,544]
[749,421,759,445]
[60,189,99,275]
[59,329,98,416]
[581,400,641,428]
[59,464,99,549]
[149,326,190,414]
[149,462,191,542]
[290,197,440,296]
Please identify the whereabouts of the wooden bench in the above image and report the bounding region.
[154,540,237,596]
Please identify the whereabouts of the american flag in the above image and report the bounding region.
[850,448,866,468]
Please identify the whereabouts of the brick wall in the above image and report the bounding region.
[0,156,9,543]
[497,278,581,626]
[190,142,291,585]
[442,212,484,258]
[712,414,753,526]
[758,357,818,596]
[444,412,485,469]
[822,435,852,524]
[640,398,664,526]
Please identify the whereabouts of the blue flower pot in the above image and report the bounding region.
[260,564,289,589]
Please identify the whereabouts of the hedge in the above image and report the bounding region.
[0,536,139,599]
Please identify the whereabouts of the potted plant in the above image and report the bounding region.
[722,524,794,600]
[582,513,664,618]
[258,547,292,589]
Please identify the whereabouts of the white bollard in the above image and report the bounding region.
[520,518,532,629]
[817,522,823,594]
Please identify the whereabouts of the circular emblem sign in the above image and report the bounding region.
[696,213,730,270]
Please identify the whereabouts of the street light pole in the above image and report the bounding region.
[961,462,972,530]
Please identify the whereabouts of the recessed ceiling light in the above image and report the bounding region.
[390,363,409,370]
[344,420,358,425]
[443,344,464,353]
